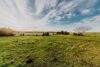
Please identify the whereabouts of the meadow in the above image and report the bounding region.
[0,33,100,67]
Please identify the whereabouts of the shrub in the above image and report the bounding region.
[73,33,84,36]
[56,31,70,35]
[42,32,49,36]
[35,34,38,36]
[0,28,14,36]
[20,34,24,36]
[52,33,55,35]
[64,31,70,35]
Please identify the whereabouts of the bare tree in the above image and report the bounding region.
[74,25,92,33]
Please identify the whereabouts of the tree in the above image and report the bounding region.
[56,31,70,35]
[42,32,49,36]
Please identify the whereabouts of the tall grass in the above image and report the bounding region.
[0,33,99,67]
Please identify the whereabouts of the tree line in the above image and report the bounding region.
[0,26,92,36]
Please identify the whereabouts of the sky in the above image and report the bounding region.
[0,0,100,32]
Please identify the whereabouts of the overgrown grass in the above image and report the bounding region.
[0,33,100,67]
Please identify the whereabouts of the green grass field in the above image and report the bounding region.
[0,33,100,67]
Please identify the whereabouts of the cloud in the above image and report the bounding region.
[72,15,100,32]
[81,9,91,15]
[0,0,99,31]
[49,0,98,23]
[35,0,57,15]
[0,0,49,31]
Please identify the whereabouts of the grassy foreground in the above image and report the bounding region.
[0,34,100,67]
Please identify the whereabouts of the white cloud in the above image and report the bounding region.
[49,0,98,21]
[58,15,100,32]
[81,9,91,15]
[72,15,100,32]
[0,0,49,31]
[0,0,99,31]
[35,0,57,15]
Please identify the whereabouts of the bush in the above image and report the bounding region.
[56,31,70,35]
[64,31,70,35]
[42,32,49,36]
[73,33,84,36]
[0,28,14,36]
[20,34,24,36]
